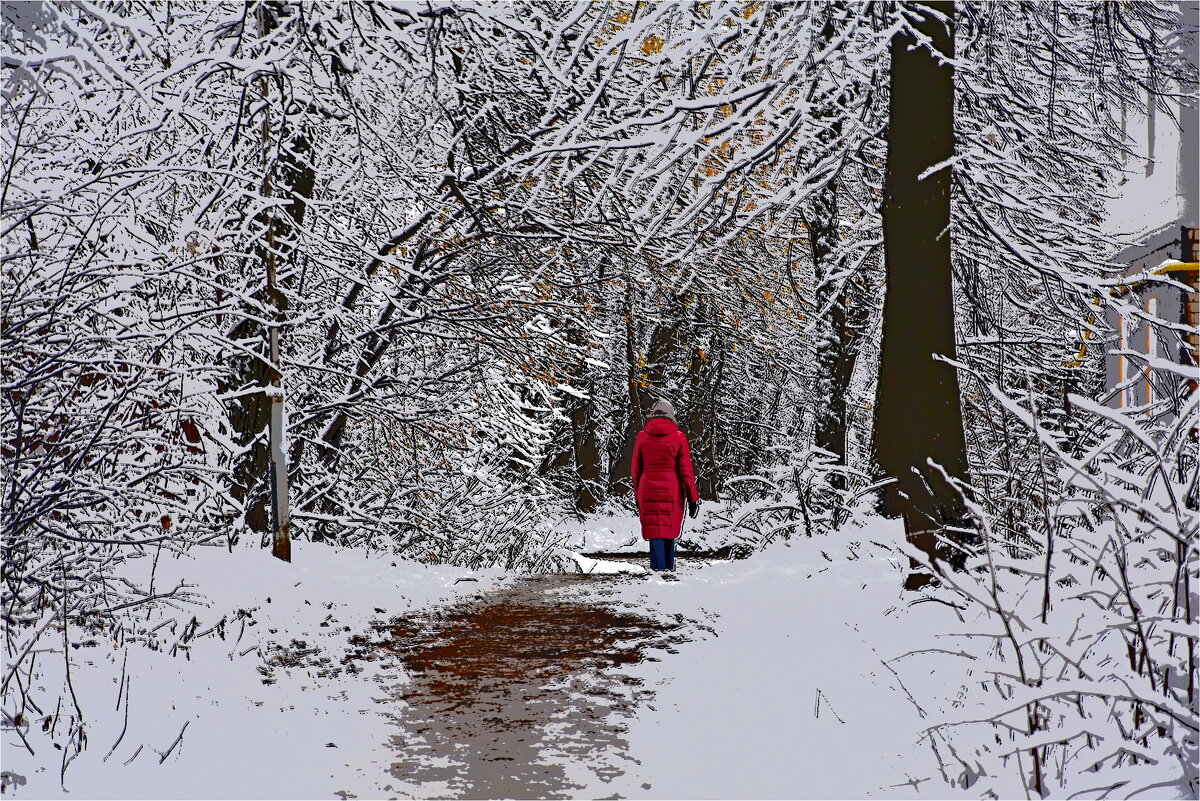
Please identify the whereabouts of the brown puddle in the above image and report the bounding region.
[350,574,695,800]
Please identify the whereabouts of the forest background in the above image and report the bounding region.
[2,1,1198,798]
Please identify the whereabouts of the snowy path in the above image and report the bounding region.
[344,573,699,799]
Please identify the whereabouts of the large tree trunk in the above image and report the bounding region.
[874,1,971,587]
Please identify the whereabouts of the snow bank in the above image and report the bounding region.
[556,512,643,553]
[1,540,508,800]
[557,548,648,575]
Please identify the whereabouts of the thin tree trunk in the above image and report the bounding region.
[258,67,293,561]
[810,5,850,476]
[874,1,971,587]
[225,2,313,557]
[684,343,720,500]
[225,322,272,537]
[540,319,605,514]
[809,3,874,492]
[571,391,602,513]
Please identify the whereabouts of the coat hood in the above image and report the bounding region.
[644,417,678,437]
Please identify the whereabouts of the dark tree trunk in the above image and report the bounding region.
[813,273,872,487]
[874,1,971,586]
[539,330,604,515]
[571,392,602,513]
[809,6,846,471]
[808,3,872,489]
[225,2,315,547]
[225,322,272,536]
[811,197,853,473]
[684,343,720,500]
[609,305,679,495]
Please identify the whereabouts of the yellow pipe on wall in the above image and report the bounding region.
[1063,261,1197,369]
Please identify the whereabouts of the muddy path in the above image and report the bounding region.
[344,573,709,800]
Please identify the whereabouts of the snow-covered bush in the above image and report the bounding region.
[315,362,572,571]
[904,371,1198,799]
[693,446,886,552]
[1,2,237,769]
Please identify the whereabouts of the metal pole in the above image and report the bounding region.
[258,45,291,563]
[268,322,291,562]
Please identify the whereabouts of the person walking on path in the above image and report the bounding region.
[632,400,700,572]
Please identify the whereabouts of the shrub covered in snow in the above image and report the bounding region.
[899,376,1198,799]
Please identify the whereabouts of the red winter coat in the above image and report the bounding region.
[632,417,700,540]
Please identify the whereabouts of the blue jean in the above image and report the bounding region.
[649,538,676,571]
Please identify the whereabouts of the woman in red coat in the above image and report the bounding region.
[632,400,700,572]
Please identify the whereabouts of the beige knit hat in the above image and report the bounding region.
[647,399,676,421]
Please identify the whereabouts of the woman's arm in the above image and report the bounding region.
[631,432,643,494]
[676,433,700,504]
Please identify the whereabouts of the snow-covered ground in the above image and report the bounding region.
[3,515,1026,800]
[1,542,511,800]
[550,515,1019,800]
